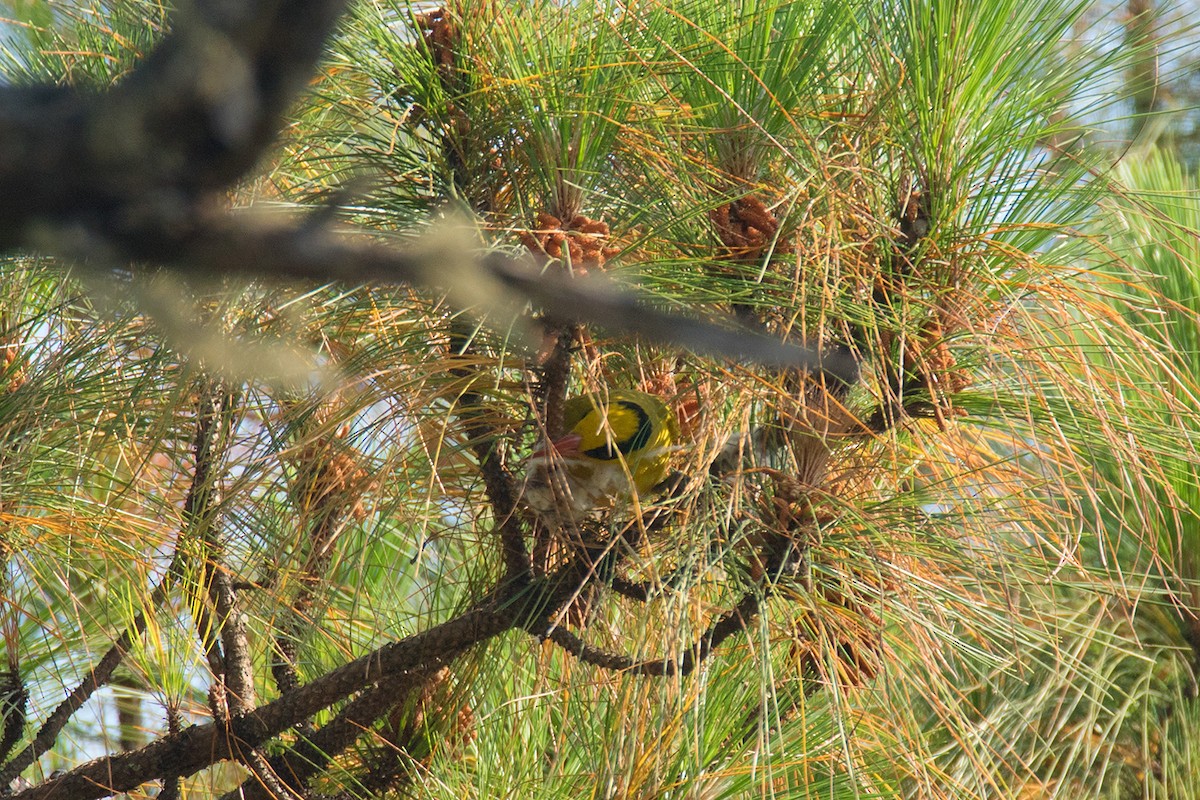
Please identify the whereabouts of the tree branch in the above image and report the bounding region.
[0,5,853,381]
[185,382,243,722]
[4,464,739,799]
[543,591,763,677]
[8,603,509,800]
[221,669,436,800]
[0,0,853,381]
[0,0,347,246]
[447,323,530,579]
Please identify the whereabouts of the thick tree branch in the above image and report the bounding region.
[212,569,256,716]
[5,559,575,799]
[158,706,182,800]
[222,669,436,800]
[534,322,577,442]
[88,213,846,378]
[0,0,852,381]
[0,0,347,247]
[0,0,853,379]
[29,535,650,799]
[9,603,509,800]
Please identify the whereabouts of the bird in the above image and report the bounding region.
[523,389,678,518]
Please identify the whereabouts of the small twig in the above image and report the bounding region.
[0,670,26,768]
[541,523,798,677]
[213,568,255,716]
[448,323,530,579]
[608,577,651,602]
[187,382,241,721]
[534,321,577,441]
[543,627,638,671]
[158,706,182,800]
[240,748,303,800]
[542,590,763,677]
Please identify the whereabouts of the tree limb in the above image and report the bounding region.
[542,591,763,677]
[0,0,852,381]
[221,669,436,800]
[0,0,347,250]
[8,603,509,800]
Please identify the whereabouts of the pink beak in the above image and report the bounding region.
[531,432,583,460]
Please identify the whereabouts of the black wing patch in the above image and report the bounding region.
[582,400,652,461]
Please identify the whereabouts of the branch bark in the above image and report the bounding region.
[221,669,436,800]
[9,538,726,800]
[0,0,348,251]
[9,603,509,800]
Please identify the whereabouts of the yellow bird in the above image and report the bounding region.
[524,389,678,517]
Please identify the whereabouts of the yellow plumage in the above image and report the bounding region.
[524,389,677,517]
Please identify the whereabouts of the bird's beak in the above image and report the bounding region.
[530,432,583,460]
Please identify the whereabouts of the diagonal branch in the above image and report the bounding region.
[100,213,850,378]
[0,0,856,379]
[0,624,145,790]
[220,668,437,800]
[0,0,854,382]
[6,522,666,800]
[9,603,510,800]
[539,523,805,677]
